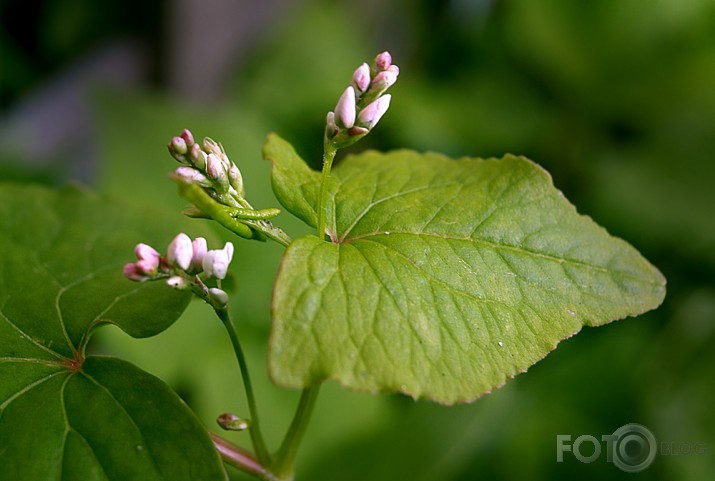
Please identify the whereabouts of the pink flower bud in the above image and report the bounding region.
[167,233,193,271]
[228,164,244,196]
[203,137,222,156]
[374,51,392,71]
[357,95,391,130]
[335,86,356,129]
[207,154,229,192]
[190,237,207,272]
[135,243,160,264]
[203,242,234,279]
[189,143,207,170]
[181,129,195,146]
[371,65,399,94]
[167,142,186,163]
[352,63,371,93]
[206,154,228,191]
[135,259,158,276]
[206,154,222,178]
[123,263,147,282]
[171,136,187,155]
[174,166,212,187]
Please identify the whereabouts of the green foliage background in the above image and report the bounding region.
[2,0,713,479]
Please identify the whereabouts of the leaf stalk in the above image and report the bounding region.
[316,145,337,239]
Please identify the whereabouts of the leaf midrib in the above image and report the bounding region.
[342,231,662,287]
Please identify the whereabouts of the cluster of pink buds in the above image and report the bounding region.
[124,234,235,308]
[166,129,291,246]
[325,51,399,149]
[168,129,245,202]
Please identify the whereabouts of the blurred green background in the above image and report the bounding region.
[2,0,713,479]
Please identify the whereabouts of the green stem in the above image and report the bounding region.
[211,433,269,479]
[267,132,329,474]
[266,142,334,478]
[315,145,337,239]
[216,308,271,465]
[272,386,321,479]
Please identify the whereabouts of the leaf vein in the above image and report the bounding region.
[0,308,66,362]
[351,231,659,286]
[356,238,520,313]
[0,370,67,411]
[79,369,165,476]
[338,185,433,242]
[346,246,405,375]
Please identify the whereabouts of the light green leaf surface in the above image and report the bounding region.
[264,132,322,228]
[266,135,666,404]
[0,184,226,480]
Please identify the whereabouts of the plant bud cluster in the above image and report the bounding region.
[124,234,234,302]
[168,130,245,203]
[325,51,399,149]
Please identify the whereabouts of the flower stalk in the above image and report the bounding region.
[124,234,271,467]
[214,306,271,466]
[318,51,399,238]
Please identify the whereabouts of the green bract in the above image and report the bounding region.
[0,184,226,481]
[265,134,666,404]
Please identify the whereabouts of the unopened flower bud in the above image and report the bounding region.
[208,287,229,309]
[167,233,193,271]
[123,263,147,282]
[207,154,229,192]
[135,259,159,276]
[203,137,222,156]
[135,243,160,264]
[218,152,231,171]
[374,51,392,71]
[217,413,249,431]
[189,143,207,170]
[171,136,188,155]
[228,164,244,196]
[166,275,188,289]
[352,63,371,93]
[371,65,399,95]
[203,242,234,279]
[190,237,207,272]
[325,111,339,139]
[174,166,212,187]
[168,143,187,163]
[180,128,195,147]
[357,95,391,130]
[335,86,356,129]
[206,153,222,178]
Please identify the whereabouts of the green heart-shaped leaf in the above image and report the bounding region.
[0,184,226,480]
[265,135,666,404]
